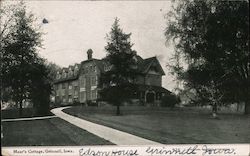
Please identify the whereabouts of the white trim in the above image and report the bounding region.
[80,88,86,92]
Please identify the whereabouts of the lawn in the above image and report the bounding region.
[64,106,250,144]
[2,108,53,119]
[2,117,113,146]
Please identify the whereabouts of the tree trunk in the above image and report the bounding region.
[212,103,218,118]
[19,101,23,117]
[116,104,120,115]
[244,101,250,115]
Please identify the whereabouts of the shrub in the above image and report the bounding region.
[161,93,180,108]
[72,99,81,106]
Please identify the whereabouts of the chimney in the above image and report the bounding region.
[87,49,93,60]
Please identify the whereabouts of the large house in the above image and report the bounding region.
[54,49,171,106]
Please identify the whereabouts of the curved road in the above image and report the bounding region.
[51,106,162,145]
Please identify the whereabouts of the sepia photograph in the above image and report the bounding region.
[1,0,249,154]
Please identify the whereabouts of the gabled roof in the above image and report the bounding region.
[79,58,104,74]
[137,56,165,75]
[54,63,80,84]
[54,51,165,84]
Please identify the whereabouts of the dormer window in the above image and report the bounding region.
[68,68,73,77]
[57,71,61,79]
[74,66,78,75]
[62,70,67,78]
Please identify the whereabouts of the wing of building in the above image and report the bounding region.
[54,49,172,106]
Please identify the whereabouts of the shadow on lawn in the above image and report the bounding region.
[2,108,53,119]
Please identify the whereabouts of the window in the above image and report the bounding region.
[104,63,112,71]
[62,83,66,89]
[86,66,89,73]
[104,64,108,71]
[74,86,78,95]
[91,90,97,99]
[56,90,59,96]
[69,83,72,90]
[62,89,65,96]
[62,96,66,102]
[68,95,72,103]
[91,76,96,86]
[80,91,85,102]
[80,77,85,87]
[89,65,93,72]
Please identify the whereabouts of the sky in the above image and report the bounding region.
[4,0,177,91]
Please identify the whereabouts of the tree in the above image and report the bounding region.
[44,61,61,104]
[100,18,136,115]
[29,61,52,115]
[0,3,52,116]
[165,0,249,115]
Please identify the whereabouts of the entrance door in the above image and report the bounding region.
[146,92,155,103]
[80,91,85,103]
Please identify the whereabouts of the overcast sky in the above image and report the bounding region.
[5,0,177,91]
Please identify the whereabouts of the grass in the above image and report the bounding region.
[64,106,250,144]
[2,117,113,146]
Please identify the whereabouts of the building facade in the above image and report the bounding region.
[54,49,171,106]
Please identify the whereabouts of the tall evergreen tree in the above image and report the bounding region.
[0,3,51,116]
[165,0,249,115]
[100,18,136,115]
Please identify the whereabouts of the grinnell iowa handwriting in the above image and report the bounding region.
[146,145,236,156]
[79,145,236,156]
[145,145,199,155]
